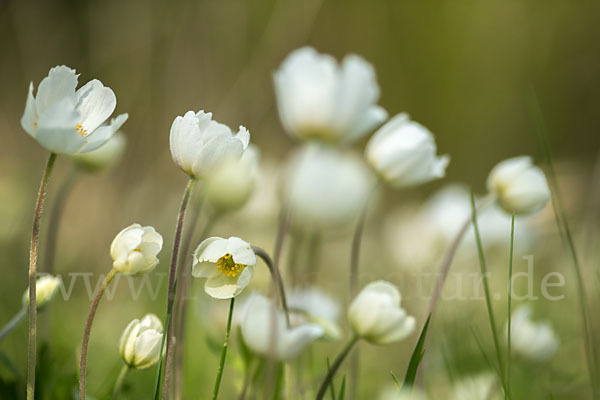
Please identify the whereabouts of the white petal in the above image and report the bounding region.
[204,273,242,299]
[21,83,37,136]
[79,113,128,153]
[35,65,78,115]
[76,79,117,133]
[227,237,256,266]
[194,237,228,263]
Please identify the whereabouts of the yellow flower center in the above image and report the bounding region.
[76,123,88,137]
[216,253,246,278]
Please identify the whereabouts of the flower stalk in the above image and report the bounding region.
[252,246,290,326]
[506,214,515,399]
[0,308,26,343]
[111,364,130,400]
[212,297,235,400]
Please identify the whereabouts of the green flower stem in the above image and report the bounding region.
[111,364,130,400]
[154,177,196,400]
[212,297,236,400]
[27,152,57,400]
[315,336,359,400]
[79,267,118,400]
[506,214,515,399]
[0,308,26,343]
[252,246,290,326]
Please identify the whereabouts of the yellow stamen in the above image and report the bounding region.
[216,253,246,278]
[133,248,142,252]
[76,123,88,137]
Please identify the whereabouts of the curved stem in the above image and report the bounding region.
[252,246,290,327]
[111,364,130,400]
[27,152,57,400]
[0,308,26,343]
[349,208,367,297]
[79,268,118,400]
[212,298,235,400]
[315,336,359,400]
[506,214,515,399]
[153,177,196,400]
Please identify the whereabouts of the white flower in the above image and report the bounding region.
[284,144,374,229]
[240,293,324,360]
[119,314,164,369]
[71,131,126,172]
[287,286,342,340]
[204,145,259,213]
[22,275,61,309]
[365,114,449,188]
[378,386,427,400]
[110,224,163,275]
[21,65,128,154]
[274,47,387,143]
[192,237,256,299]
[506,305,559,361]
[348,281,415,345]
[451,373,501,400]
[487,156,550,215]
[169,110,250,178]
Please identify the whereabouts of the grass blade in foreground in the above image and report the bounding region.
[506,214,515,399]
[402,313,431,388]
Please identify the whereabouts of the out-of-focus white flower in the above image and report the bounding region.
[274,47,387,143]
[240,293,324,360]
[22,275,61,309]
[21,66,128,154]
[284,144,374,229]
[169,110,250,179]
[287,286,342,340]
[487,156,550,215]
[506,305,559,361]
[119,314,163,369]
[348,281,415,345]
[110,224,163,275]
[451,373,501,400]
[204,145,259,213]
[192,237,256,299]
[365,114,449,188]
[71,131,126,172]
[378,386,427,400]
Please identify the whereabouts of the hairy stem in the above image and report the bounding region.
[315,336,359,400]
[252,246,290,326]
[212,298,235,400]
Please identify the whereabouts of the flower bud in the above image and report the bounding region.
[348,281,415,345]
[22,275,61,309]
[487,156,550,215]
[71,131,126,172]
[110,224,163,275]
[506,305,558,361]
[119,314,163,369]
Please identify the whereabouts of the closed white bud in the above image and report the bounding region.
[348,281,415,345]
[119,314,163,369]
[506,305,559,361]
[22,275,61,309]
[110,224,163,275]
[487,156,550,215]
[71,131,127,172]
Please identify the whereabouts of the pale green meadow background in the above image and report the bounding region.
[1,0,600,399]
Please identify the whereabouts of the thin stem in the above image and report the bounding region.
[315,336,359,400]
[212,297,235,400]
[79,268,118,400]
[0,308,26,343]
[153,177,196,400]
[506,214,515,400]
[470,192,507,395]
[252,246,290,326]
[27,152,57,400]
[111,364,130,400]
[349,208,367,297]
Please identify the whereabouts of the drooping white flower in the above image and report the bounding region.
[110,224,163,275]
[287,286,342,340]
[348,281,415,345]
[487,156,550,215]
[71,131,127,172]
[284,144,374,229]
[21,65,128,154]
[119,314,164,369]
[240,293,324,361]
[192,237,256,299]
[451,373,501,400]
[169,110,250,178]
[506,305,559,361]
[204,145,259,213]
[365,114,449,188]
[274,47,387,143]
[22,275,61,309]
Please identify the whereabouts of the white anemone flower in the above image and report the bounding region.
[71,131,127,172]
[487,156,551,215]
[274,47,387,143]
[451,373,501,400]
[506,305,559,361]
[240,292,324,361]
[287,286,342,340]
[284,144,375,229]
[348,281,416,345]
[365,114,449,188]
[119,314,164,369]
[378,386,427,400]
[21,65,128,154]
[169,110,250,178]
[192,237,256,299]
[110,224,163,275]
[22,275,61,309]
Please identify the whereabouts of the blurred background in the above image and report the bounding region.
[1,0,600,399]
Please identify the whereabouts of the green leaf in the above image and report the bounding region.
[327,357,336,400]
[338,375,346,400]
[402,313,431,388]
[390,371,401,390]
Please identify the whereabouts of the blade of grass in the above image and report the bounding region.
[338,375,346,400]
[506,214,515,399]
[402,313,431,388]
[327,358,336,400]
[390,372,401,390]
